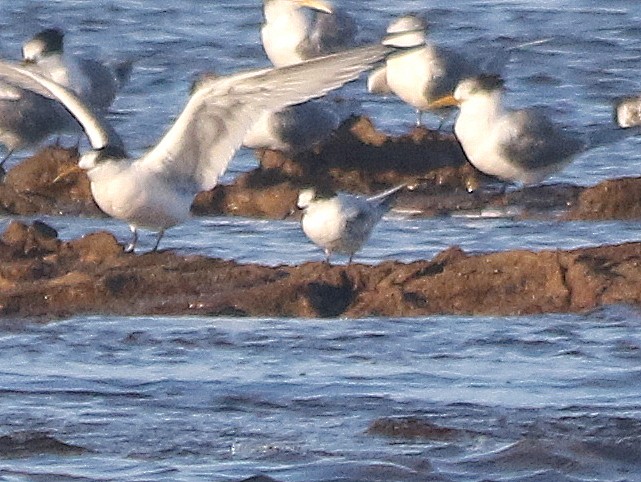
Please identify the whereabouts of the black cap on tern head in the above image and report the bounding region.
[31,28,65,54]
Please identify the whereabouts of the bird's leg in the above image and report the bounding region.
[415,109,423,127]
[324,249,332,265]
[152,230,165,252]
[125,226,138,253]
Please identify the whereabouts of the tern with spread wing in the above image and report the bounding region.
[0,44,390,252]
[296,184,404,264]
[22,28,132,110]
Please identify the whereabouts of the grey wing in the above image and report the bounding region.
[343,200,380,246]
[305,8,358,57]
[0,82,78,149]
[366,184,405,210]
[501,108,584,169]
[77,58,119,109]
[140,43,390,192]
[275,100,340,152]
[0,59,121,152]
[425,46,479,100]
[367,65,391,94]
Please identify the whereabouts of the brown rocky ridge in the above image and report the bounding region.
[4,115,636,221]
[2,220,641,319]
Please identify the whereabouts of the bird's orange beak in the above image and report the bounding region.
[52,164,84,184]
[428,94,459,110]
[296,0,333,14]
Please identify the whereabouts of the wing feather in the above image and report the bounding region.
[501,108,583,169]
[0,59,122,152]
[140,43,390,191]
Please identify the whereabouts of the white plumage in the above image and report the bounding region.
[430,75,584,185]
[0,44,390,251]
[261,0,358,68]
[297,184,404,264]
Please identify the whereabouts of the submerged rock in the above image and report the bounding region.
[2,221,641,319]
[0,431,87,457]
[367,417,478,441]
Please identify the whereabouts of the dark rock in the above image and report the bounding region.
[0,431,87,457]
[367,417,475,441]
[1,220,60,257]
[1,146,102,216]
[3,221,641,319]
[193,115,478,218]
[2,122,632,221]
[237,476,281,482]
[565,176,641,220]
[67,232,124,262]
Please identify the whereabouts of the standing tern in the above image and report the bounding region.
[0,44,391,252]
[257,1,359,154]
[366,15,552,129]
[429,75,584,186]
[296,184,405,264]
[367,14,502,127]
[22,28,132,110]
[0,29,131,164]
[261,0,358,67]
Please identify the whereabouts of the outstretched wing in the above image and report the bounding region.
[0,59,124,153]
[140,43,390,192]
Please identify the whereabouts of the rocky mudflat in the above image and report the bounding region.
[2,220,641,319]
[2,117,641,319]
[3,116,638,221]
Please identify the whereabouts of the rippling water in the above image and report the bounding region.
[1,1,641,480]
[2,310,641,480]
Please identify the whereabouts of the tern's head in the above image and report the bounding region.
[428,75,505,110]
[22,28,64,63]
[264,0,333,15]
[383,14,426,48]
[296,188,317,210]
[454,75,505,102]
[79,145,128,170]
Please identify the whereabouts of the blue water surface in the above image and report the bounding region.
[1,1,641,480]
